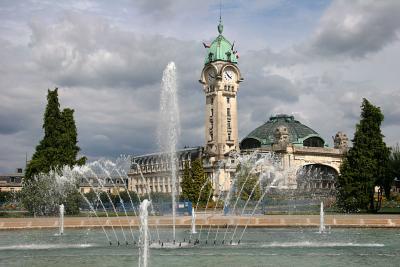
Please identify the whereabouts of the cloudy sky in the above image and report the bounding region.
[1,0,400,173]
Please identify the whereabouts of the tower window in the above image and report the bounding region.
[224,85,227,91]
[227,121,231,129]
[227,97,230,103]
[210,108,213,117]
[211,97,214,104]
[228,133,231,141]
[227,108,231,117]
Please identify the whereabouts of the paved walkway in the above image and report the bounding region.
[1,214,399,230]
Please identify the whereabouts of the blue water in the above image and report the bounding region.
[0,227,399,266]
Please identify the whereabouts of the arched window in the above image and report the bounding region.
[303,136,324,147]
[240,138,261,150]
[296,164,338,192]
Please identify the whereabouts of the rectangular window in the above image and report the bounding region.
[210,108,213,117]
[227,97,230,103]
[227,108,231,117]
[228,133,231,141]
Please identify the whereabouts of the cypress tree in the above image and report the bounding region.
[22,88,86,215]
[25,89,63,180]
[337,98,390,212]
[60,108,86,166]
[181,161,194,201]
[191,159,212,205]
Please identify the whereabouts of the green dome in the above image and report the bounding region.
[204,22,238,65]
[240,114,326,149]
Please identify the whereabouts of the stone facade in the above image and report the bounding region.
[128,147,202,195]
[200,62,242,160]
[0,170,23,192]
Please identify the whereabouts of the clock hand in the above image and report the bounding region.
[227,73,232,79]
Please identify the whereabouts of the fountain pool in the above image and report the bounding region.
[0,228,399,267]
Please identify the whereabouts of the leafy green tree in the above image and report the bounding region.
[337,98,390,212]
[236,163,261,201]
[22,88,86,215]
[0,192,13,204]
[388,144,400,198]
[119,190,140,205]
[84,189,98,205]
[64,187,82,215]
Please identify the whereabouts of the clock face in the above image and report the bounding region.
[207,69,216,84]
[223,69,235,82]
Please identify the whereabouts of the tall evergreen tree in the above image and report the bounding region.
[25,89,63,180]
[337,98,390,212]
[60,108,86,166]
[22,88,86,215]
[191,159,212,205]
[181,161,194,201]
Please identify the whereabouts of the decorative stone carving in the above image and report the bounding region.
[333,131,348,149]
[274,126,289,146]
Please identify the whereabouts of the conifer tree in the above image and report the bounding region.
[60,108,86,166]
[191,159,212,205]
[22,88,86,215]
[337,98,390,212]
[181,161,194,201]
[25,89,63,180]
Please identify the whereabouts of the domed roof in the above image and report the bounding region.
[204,21,238,65]
[240,114,326,149]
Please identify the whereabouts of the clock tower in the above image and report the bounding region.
[200,19,242,161]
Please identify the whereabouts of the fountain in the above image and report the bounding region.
[1,153,397,267]
[319,201,326,234]
[191,207,197,234]
[139,199,150,267]
[158,62,180,242]
[59,204,64,235]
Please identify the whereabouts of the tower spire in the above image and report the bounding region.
[219,0,222,22]
[218,0,223,34]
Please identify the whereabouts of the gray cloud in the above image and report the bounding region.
[29,13,203,89]
[305,0,400,58]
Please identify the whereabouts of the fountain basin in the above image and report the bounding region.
[0,228,398,267]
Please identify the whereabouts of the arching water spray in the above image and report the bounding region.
[93,161,135,244]
[158,62,180,242]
